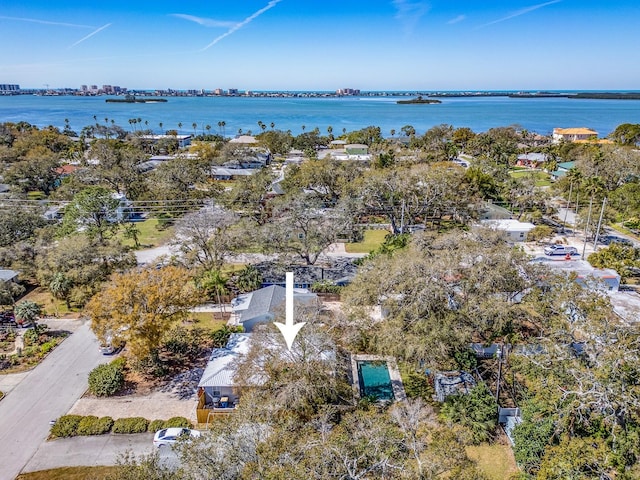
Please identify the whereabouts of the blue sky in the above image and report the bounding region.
[2,0,639,90]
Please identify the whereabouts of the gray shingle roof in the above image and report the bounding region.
[239,285,286,323]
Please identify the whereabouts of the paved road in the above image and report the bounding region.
[22,434,154,473]
[0,322,109,480]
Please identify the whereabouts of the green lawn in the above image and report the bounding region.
[345,229,389,253]
[185,311,230,332]
[509,169,552,187]
[466,443,519,479]
[22,287,78,317]
[117,218,175,248]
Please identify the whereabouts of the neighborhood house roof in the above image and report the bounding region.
[198,333,253,388]
[434,371,476,402]
[229,135,258,144]
[0,269,18,282]
[233,285,317,325]
[517,153,547,162]
[255,260,358,287]
[480,219,536,232]
[553,127,597,135]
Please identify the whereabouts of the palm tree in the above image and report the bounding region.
[206,124,212,136]
[201,270,229,318]
[270,122,275,130]
[390,129,396,138]
[178,122,183,132]
[49,273,73,310]
[192,122,198,136]
[217,121,223,134]
[235,265,262,293]
[301,125,306,132]
[14,300,42,327]
[221,121,226,137]
[159,121,164,134]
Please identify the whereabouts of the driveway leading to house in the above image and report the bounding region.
[21,433,155,473]
[0,322,109,480]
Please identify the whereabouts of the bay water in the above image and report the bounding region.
[1,94,640,137]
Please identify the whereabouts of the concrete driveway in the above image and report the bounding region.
[0,322,110,480]
[21,433,154,473]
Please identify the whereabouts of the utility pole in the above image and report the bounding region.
[399,199,405,234]
[562,180,574,233]
[593,197,607,251]
[581,195,594,260]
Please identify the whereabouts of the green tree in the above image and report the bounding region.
[49,272,73,309]
[234,265,263,293]
[36,235,136,307]
[609,123,640,146]
[439,383,497,444]
[60,186,122,243]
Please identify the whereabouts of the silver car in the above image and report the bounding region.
[544,244,578,256]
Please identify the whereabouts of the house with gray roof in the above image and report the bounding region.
[0,269,19,283]
[433,370,476,402]
[230,285,318,332]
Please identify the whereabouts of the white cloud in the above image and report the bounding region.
[171,14,237,29]
[202,0,283,51]
[447,15,466,25]
[477,0,562,29]
[392,0,430,34]
[0,15,95,29]
[68,23,112,49]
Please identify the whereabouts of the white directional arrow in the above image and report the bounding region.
[274,272,306,351]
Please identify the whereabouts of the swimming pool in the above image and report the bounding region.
[357,360,395,401]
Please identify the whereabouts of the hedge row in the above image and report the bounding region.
[50,415,192,438]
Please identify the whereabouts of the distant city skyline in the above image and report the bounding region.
[2,1,640,91]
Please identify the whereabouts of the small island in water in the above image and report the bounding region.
[396,95,442,105]
[106,94,168,104]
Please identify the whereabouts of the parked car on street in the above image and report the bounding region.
[153,428,201,448]
[544,244,579,256]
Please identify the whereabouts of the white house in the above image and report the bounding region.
[479,219,536,242]
[197,333,253,408]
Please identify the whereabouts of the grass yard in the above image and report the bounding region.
[185,311,230,332]
[22,287,78,317]
[466,442,519,479]
[345,229,389,254]
[117,218,175,248]
[509,169,552,187]
[17,466,120,480]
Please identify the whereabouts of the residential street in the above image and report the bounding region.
[0,322,109,480]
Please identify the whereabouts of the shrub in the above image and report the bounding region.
[88,361,125,397]
[50,414,83,438]
[112,417,149,434]
[77,416,114,435]
[163,416,192,428]
[148,419,165,432]
[40,340,57,355]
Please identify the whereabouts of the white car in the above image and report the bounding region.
[543,244,578,256]
[153,428,201,448]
